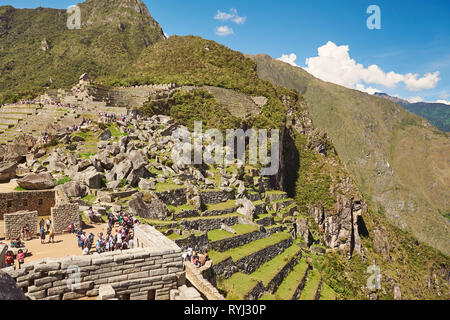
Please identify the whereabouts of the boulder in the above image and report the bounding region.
[105,143,120,156]
[128,192,170,220]
[113,160,133,181]
[236,198,256,220]
[0,162,17,183]
[17,172,55,190]
[138,178,155,190]
[56,181,87,198]
[98,129,112,141]
[0,271,28,300]
[85,172,105,189]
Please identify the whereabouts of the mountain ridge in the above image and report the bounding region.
[249,54,450,256]
[374,92,450,132]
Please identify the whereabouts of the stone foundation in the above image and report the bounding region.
[4,211,38,240]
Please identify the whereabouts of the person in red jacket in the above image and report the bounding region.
[17,249,25,269]
[5,251,14,267]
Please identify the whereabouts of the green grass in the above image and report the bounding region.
[218,272,260,300]
[207,224,260,242]
[154,182,184,192]
[319,282,337,300]
[14,186,27,191]
[55,176,72,186]
[209,232,291,264]
[264,260,309,300]
[205,200,238,211]
[250,245,301,286]
[81,194,96,205]
[168,203,196,214]
[298,269,321,300]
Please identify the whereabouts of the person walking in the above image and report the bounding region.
[40,226,46,244]
[48,228,55,244]
[17,250,25,269]
[46,218,51,233]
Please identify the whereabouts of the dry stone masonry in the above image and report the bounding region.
[51,203,81,234]
[4,211,38,240]
[0,190,55,219]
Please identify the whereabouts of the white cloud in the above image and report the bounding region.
[409,96,424,103]
[436,99,450,105]
[214,8,246,24]
[215,26,234,36]
[277,53,298,67]
[298,41,440,93]
[355,84,382,95]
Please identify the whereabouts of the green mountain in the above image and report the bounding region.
[374,93,450,132]
[0,0,165,104]
[248,54,450,256]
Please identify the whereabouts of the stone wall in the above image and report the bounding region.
[4,211,38,240]
[0,190,55,219]
[200,190,235,205]
[174,233,209,252]
[209,226,284,252]
[180,216,239,232]
[1,225,185,300]
[156,188,187,206]
[184,262,225,300]
[51,203,81,234]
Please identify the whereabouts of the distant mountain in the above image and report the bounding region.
[374,93,450,132]
[0,0,165,104]
[249,54,450,256]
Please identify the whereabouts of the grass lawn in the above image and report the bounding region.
[298,269,321,300]
[154,182,185,192]
[207,224,260,242]
[250,245,301,287]
[168,203,196,213]
[269,260,309,300]
[205,199,238,211]
[218,272,259,300]
[209,232,291,264]
[319,282,337,300]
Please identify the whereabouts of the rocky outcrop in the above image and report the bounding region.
[17,172,56,190]
[295,218,313,247]
[0,271,28,300]
[0,162,17,183]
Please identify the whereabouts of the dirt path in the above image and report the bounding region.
[1,222,110,269]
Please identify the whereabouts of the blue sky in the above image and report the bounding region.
[3,0,450,104]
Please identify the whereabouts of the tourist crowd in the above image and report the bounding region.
[69,210,137,256]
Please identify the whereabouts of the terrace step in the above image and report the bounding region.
[217,244,303,300]
[211,232,293,278]
[319,282,337,300]
[208,224,283,252]
[298,269,322,300]
[260,259,310,300]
